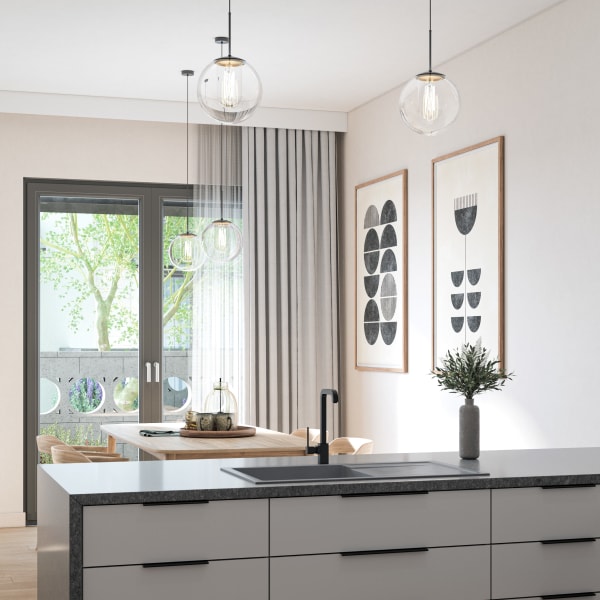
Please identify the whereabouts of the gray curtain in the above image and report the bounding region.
[242,128,340,436]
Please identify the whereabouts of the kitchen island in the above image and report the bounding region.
[38,447,600,600]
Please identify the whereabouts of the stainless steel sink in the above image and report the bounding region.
[222,461,488,484]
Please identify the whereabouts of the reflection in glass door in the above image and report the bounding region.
[37,190,142,460]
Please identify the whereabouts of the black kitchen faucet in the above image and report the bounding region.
[305,388,339,464]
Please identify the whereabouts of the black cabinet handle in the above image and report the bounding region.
[541,484,596,489]
[143,559,209,569]
[142,500,209,506]
[341,547,429,557]
[541,538,596,545]
[341,490,429,498]
[541,593,596,599]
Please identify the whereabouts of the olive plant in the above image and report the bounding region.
[432,341,513,401]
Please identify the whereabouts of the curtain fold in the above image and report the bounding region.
[242,128,339,435]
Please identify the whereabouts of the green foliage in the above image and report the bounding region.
[40,212,207,350]
[41,212,140,350]
[432,341,514,401]
[38,423,102,464]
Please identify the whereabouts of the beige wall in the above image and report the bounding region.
[340,0,600,453]
[0,114,197,525]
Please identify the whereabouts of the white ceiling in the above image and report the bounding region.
[0,0,563,117]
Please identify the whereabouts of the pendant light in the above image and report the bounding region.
[197,0,262,124]
[201,124,242,262]
[168,69,204,272]
[399,0,460,136]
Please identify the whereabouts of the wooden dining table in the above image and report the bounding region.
[101,422,308,461]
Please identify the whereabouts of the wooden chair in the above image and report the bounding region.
[329,437,374,455]
[290,428,326,444]
[50,445,93,463]
[37,434,127,462]
[51,445,129,464]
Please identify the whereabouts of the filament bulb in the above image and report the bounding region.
[422,82,439,121]
[221,66,240,108]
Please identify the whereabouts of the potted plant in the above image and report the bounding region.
[432,341,513,459]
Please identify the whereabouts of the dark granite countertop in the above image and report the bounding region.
[39,447,600,506]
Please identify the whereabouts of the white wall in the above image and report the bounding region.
[0,114,197,525]
[340,0,600,453]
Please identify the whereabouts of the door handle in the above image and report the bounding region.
[154,361,160,383]
[145,362,152,383]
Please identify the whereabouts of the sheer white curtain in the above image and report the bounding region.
[192,125,245,420]
[242,128,340,435]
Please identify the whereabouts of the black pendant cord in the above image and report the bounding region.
[428,0,433,74]
[227,0,232,58]
[223,124,227,221]
[220,124,225,221]
[186,72,190,234]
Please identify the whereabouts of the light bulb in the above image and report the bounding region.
[198,57,261,124]
[217,223,228,251]
[168,232,204,272]
[422,81,439,121]
[183,237,194,261]
[202,219,242,262]
[221,65,241,108]
[399,71,460,136]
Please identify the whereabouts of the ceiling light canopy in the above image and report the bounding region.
[399,0,460,135]
[198,0,262,124]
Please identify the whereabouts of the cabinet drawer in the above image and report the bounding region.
[271,545,489,600]
[270,489,489,556]
[84,558,267,600]
[492,485,600,543]
[492,539,600,599]
[83,499,268,567]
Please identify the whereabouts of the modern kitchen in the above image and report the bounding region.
[1,0,599,598]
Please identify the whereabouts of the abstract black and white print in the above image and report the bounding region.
[362,199,398,346]
[433,138,504,368]
[356,171,407,372]
[450,193,482,336]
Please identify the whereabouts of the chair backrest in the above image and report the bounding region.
[51,445,92,464]
[36,435,64,455]
[329,437,374,455]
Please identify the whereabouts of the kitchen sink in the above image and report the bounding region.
[222,461,488,484]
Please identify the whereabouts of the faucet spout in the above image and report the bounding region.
[306,388,339,464]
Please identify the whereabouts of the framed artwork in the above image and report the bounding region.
[432,136,505,369]
[355,170,408,372]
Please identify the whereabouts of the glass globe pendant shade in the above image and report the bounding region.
[198,56,262,124]
[399,71,460,136]
[168,232,204,272]
[202,219,242,262]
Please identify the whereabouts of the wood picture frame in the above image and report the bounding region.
[355,170,408,372]
[432,136,505,369]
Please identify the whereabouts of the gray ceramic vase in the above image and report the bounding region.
[459,398,480,459]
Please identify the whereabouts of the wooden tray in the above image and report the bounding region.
[180,425,256,438]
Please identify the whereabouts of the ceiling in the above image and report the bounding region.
[0,0,563,115]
